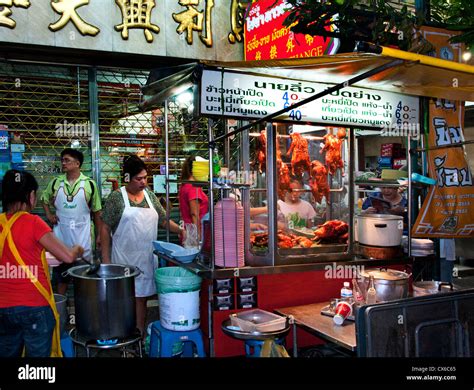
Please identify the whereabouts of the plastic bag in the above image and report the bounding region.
[183,223,200,249]
[260,340,290,358]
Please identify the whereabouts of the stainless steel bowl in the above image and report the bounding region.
[221,319,290,341]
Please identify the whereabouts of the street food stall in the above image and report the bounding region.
[143,42,474,357]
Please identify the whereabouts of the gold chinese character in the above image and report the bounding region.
[49,0,99,36]
[0,0,30,29]
[173,0,214,47]
[115,0,160,43]
[286,37,295,53]
[228,0,248,44]
[255,51,261,60]
[269,45,277,59]
[305,34,314,45]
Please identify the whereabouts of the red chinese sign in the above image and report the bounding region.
[244,0,339,61]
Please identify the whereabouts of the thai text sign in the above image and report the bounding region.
[200,70,419,128]
[412,26,474,238]
[412,99,474,237]
[244,0,339,60]
[0,0,245,61]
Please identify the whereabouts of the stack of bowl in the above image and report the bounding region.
[402,237,434,257]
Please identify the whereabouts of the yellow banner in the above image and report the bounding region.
[412,27,474,238]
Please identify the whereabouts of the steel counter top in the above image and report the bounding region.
[275,301,356,352]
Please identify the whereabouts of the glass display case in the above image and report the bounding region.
[238,122,354,266]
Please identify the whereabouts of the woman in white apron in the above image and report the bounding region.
[101,155,183,336]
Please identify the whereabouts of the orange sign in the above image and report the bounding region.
[412,28,474,238]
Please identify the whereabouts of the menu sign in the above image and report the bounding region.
[200,69,419,128]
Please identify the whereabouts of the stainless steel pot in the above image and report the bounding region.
[359,268,410,302]
[355,214,403,247]
[413,281,455,297]
[67,264,140,340]
[54,293,68,336]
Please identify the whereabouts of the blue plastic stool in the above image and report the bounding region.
[60,333,75,357]
[149,321,206,358]
[245,337,285,357]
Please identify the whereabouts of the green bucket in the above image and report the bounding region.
[154,267,202,294]
[155,267,203,331]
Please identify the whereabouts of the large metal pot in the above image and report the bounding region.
[355,214,403,247]
[413,281,456,297]
[359,268,410,302]
[67,264,140,340]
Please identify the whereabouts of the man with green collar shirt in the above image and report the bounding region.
[42,148,102,295]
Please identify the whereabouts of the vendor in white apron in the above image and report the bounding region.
[42,148,102,295]
[101,155,184,336]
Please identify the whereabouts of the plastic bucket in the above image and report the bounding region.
[54,293,68,337]
[155,267,202,331]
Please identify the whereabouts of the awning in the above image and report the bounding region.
[141,44,474,111]
[200,44,474,102]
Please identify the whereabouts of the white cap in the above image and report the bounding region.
[333,314,344,326]
[343,282,350,287]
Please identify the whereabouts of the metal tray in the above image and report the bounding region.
[279,244,347,256]
[221,319,290,341]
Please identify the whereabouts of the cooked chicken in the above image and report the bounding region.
[321,133,344,176]
[287,132,311,177]
[312,220,349,244]
[253,130,267,173]
[309,160,330,204]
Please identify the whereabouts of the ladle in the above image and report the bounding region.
[81,257,100,275]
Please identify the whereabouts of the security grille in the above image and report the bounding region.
[0,61,91,214]
[0,60,210,228]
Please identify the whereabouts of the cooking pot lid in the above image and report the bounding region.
[361,268,409,280]
[355,214,403,221]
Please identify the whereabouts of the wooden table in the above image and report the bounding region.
[275,302,356,357]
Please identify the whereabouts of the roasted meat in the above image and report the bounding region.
[252,231,316,249]
[309,160,330,204]
[277,231,296,249]
[321,133,344,176]
[287,132,311,177]
[295,236,313,248]
[312,220,349,244]
[253,130,267,173]
[250,232,269,247]
[276,139,290,199]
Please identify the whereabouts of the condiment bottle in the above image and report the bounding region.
[366,275,377,304]
[352,278,365,305]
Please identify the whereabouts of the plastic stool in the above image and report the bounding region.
[245,337,285,358]
[149,321,206,358]
[60,333,75,357]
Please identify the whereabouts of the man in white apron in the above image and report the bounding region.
[42,148,102,295]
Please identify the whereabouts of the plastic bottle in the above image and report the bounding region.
[366,275,377,304]
[352,278,365,305]
[341,281,353,300]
